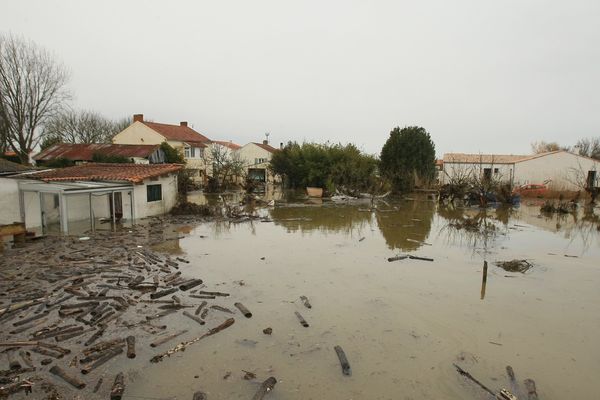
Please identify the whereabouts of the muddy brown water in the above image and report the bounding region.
[4,195,600,399]
[125,197,599,400]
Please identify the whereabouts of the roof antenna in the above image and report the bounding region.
[265,132,270,142]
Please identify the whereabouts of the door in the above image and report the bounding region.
[587,170,597,189]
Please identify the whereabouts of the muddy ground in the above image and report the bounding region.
[1,194,599,399]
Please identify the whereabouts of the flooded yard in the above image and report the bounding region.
[2,194,600,399]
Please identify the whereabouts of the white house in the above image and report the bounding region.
[441,151,600,190]
[1,163,182,234]
[236,140,280,183]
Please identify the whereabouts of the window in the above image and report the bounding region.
[195,147,204,158]
[184,147,191,158]
[147,184,162,202]
[494,168,499,174]
[255,158,267,164]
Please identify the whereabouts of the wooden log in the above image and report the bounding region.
[210,305,234,314]
[84,328,105,346]
[49,365,86,389]
[128,275,144,288]
[9,317,48,334]
[81,346,123,374]
[60,301,99,310]
[0,341,39,347]
[190,295,215,300]
[110,372,126,400]
[183,311,205,325]
[179,279,203,291]
[38,341,71,355]
[34,326,83,340]
[93,377,103,393]
[506,365,515,382]
[524,379,538,400]
[172,295,182,304]
[334,345,351,376]
[126,336,136,358]
[150,288,179,299]
[387,255,409,262]
[234,302,252,318]
[251,377,277,400]
[197,291,229,297]
[195,301,207,316]
[12,310,50,327]
[145,309,177,321]
[408,255,434,262]
[300,296,312,309]
[31,346,63,359]
[150,330,188,348]
[55,328,89,342]
[294,311,309,327]
[83,338,124,357]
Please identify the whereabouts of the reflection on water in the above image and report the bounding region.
[375,199,436,251]
[127,194,600,400]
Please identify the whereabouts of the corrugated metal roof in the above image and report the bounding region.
[0,158,31,173]
[25,163,183,184]
[34,143,161,162]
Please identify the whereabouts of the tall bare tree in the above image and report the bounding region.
[530,140,568,154]
[41,109,128,148]
[575,137,600,160]
[0,34,70,164]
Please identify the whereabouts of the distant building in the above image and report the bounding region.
[3,163,182,234]
[33,143,165,166]
[441,151,600,190]
[237,140,280,183]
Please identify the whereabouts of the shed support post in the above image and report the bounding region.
[59,193,68,234]
[111,191,116,231]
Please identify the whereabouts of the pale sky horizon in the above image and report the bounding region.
[2,0,599,157]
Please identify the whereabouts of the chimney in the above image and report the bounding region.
[133,114,143,122]
[180,121,188,127]
[263,139,268,145]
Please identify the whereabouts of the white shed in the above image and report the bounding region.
[441,151,600,191]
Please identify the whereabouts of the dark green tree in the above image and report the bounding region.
[380,126,436,192]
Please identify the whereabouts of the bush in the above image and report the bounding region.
[270,141,379,194]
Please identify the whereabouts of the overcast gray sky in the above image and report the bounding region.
[2,0,599,156]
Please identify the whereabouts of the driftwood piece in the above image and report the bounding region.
[195,301,207,316]
[12,310,49,327]
[234,302,252,318]
[197,291,229,297]
[453,363,495,396]
[110,372,125,400]
[31,346,63,359]
[83,338,124,357]
[251,376,277,400]
[126,336,136,358]
[183,311,205,325]
[294,311,309,327]
[93,377,103,393]
[179,279,203,291]
[210,305,234,314]
[81,346,123,374]
[334,345,351,376]
[150,288,179,300]
[387,255,409,262]
[38,341,71,355]
[150,318,235,363]
[300,296,312,309]
[150,330,188,348]
[49,365,86,389]
[84,328,105,346]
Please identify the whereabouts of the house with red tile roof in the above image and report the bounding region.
[112,114,212,181]
[33,143,165,166]
[237,140,280,183]
[2,163,183,234]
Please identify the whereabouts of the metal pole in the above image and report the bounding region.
[111,191,116,231]
[89,193,93,232]
[39,192,44,233]
[59,193,68,234]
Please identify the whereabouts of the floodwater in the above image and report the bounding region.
[122,194,600,400]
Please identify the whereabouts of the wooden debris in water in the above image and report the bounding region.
[300,295,312,309]
[334,345,351,376]
[234,302,252,318]
[110,372,126,400]
[295,311,309,327]
[250,376,277,400]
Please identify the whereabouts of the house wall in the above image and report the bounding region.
[441,162,514,185]
[237,144,277,183]
[112,122,166,145]
[0,177,21,225]
[133,174,178,219]
[514,152,600,190]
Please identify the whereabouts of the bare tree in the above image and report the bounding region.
[530,140,568,154]
[204,144,245,190]
[0,34,70,164]
[41,109,127,147]
[575,137,600,160]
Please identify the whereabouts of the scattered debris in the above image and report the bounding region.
[250,376,277,400]
[262,327,273,335]
[495,259,533,273]
[234,302,252,318]
[334,345,351,376]
[299,295,312,309]
[294,311,309,327]
[110,372,126,400]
